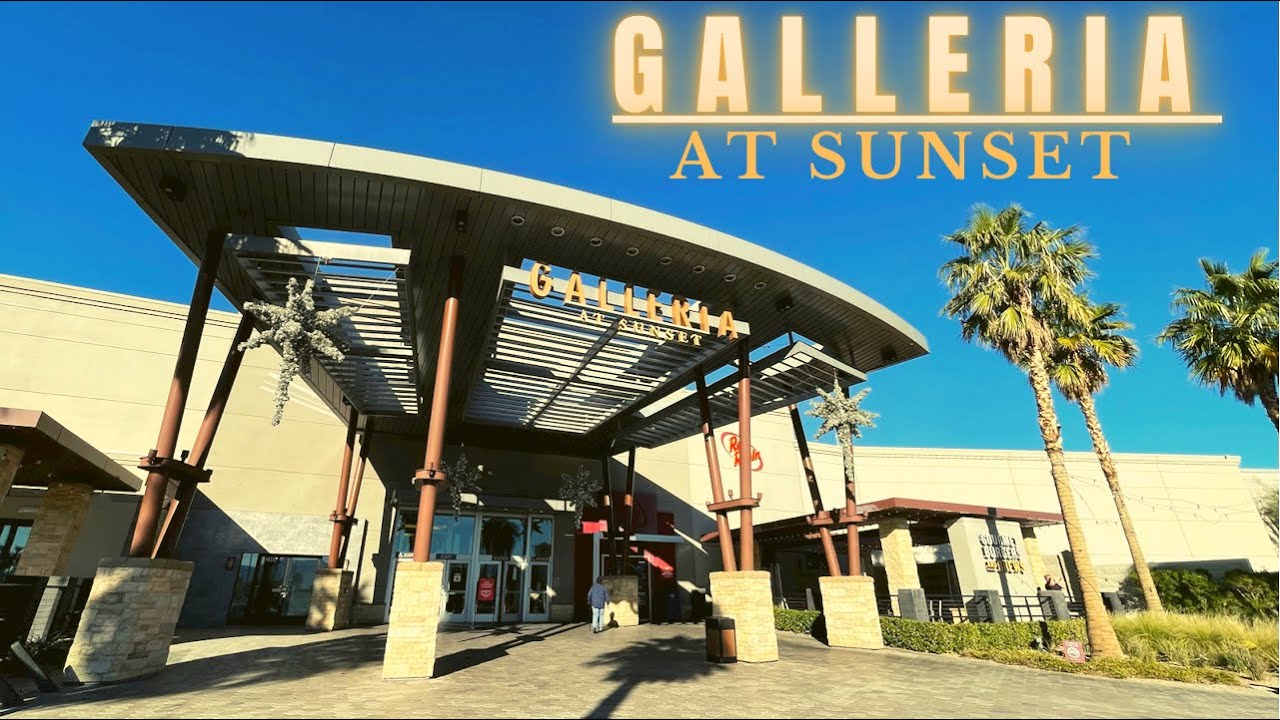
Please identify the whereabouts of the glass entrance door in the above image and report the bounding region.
[473,562,501,623]
[443,561,470,623]
[526,563,550,622]
[228,554,322,624]
[501,562,525,622]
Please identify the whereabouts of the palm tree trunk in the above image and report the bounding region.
[1258,374,1279,431]
[1026,350,1124,658]
[1077,393,1163,612]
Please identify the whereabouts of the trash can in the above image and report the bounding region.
[705,616,737,663]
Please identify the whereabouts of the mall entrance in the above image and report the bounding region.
[227,553,323,625]
[388,510,554,625]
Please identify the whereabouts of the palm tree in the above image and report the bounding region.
[940,204,1124,658]
[1157,251,1279,430]
[1047,300,1162,612]
[807,384,878,572]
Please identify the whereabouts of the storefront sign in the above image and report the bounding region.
[720,431,763,471]
[978,532,1025,574]
[477,577,497,603]
[523,262,741,341]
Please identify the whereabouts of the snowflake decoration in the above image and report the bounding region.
[557,464,601,529]
[808,384,878,444]
[240,277,356,425]
[446,453,484,517]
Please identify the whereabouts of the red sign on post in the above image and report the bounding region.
[1060,640,1086,664]
[477,577,496,603]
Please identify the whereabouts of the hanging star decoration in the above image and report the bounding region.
[240,277,357,426]
[557,464,601,529]
[446,453,485,517]
[808,384,878,443]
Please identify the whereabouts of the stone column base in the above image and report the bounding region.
[709,571,778,663]
[382,561,443,680]
[64,557,193,684]
[306,568,354,631]
[602,575,639,628]
[820,576,883,649]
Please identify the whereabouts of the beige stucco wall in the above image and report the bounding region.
[3,272,1275,611]
[669,413,1278,587]
[0,274,388,606]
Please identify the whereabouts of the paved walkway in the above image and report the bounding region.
[7,623,1277,718]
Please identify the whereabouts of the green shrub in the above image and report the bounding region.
[879,617,1086,655]
[1112,611,1279,680]
[1121,567,1279,620]
[961,648,1240,685]
[774,607,820,634]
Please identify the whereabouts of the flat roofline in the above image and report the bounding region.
[698,496,1063,544]
[0,408,141,492]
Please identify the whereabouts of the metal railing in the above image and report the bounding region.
[894,593,1087,624]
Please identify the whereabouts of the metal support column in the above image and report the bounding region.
[843,385,863,576]
[602,453,619,574]
[736,341,755,571]
[338,424,373,566]
[695,373,737,572]
[788,404,840,577]
[129,231,225,558]
[153,311,254,558]
[413,256,465,562]
[622,447,637,544]
[328,405,359,569]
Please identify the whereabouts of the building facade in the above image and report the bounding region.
[2,273,1274,631]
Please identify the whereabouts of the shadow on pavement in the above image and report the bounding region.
[433,623,586,678]
[583,633,724,719]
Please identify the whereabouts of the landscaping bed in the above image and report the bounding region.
[774,608,1277,686]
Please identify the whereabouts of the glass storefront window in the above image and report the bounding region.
[480,516,526,558]
[529,517,553,560]
[0,521,32,578]
[431,515,477,558]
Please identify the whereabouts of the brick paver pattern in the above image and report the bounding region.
[12,623,1279,718]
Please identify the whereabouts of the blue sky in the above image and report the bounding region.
[1,2,1275,467]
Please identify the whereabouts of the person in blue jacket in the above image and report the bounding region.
[587,576,610,633]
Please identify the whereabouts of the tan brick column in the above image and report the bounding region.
[710,570,778,662]
[0,444,24,501]
[602,575,639,627]
[16,481,93,577]
[819,575,883,649]
[306,568,354,631]
[1021,526,1048,586]
[383,561,444,679]
[878,518,920,614]
[65,558,193,683]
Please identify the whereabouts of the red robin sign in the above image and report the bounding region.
[721,431,763,471]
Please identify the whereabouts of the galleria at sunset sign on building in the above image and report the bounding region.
[512,262,746,345]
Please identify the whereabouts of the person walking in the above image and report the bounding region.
[587,576,610,633]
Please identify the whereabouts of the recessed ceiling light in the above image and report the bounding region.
[588,237,603,247]
[551,226,565,237]
[724,274,737,282]
[692,265,705,273]
[753,281,766,290]
[511,215,525,226]
[626,247,639,256]
[659,256,672,265]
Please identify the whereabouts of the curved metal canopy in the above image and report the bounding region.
[84,121,928,454]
